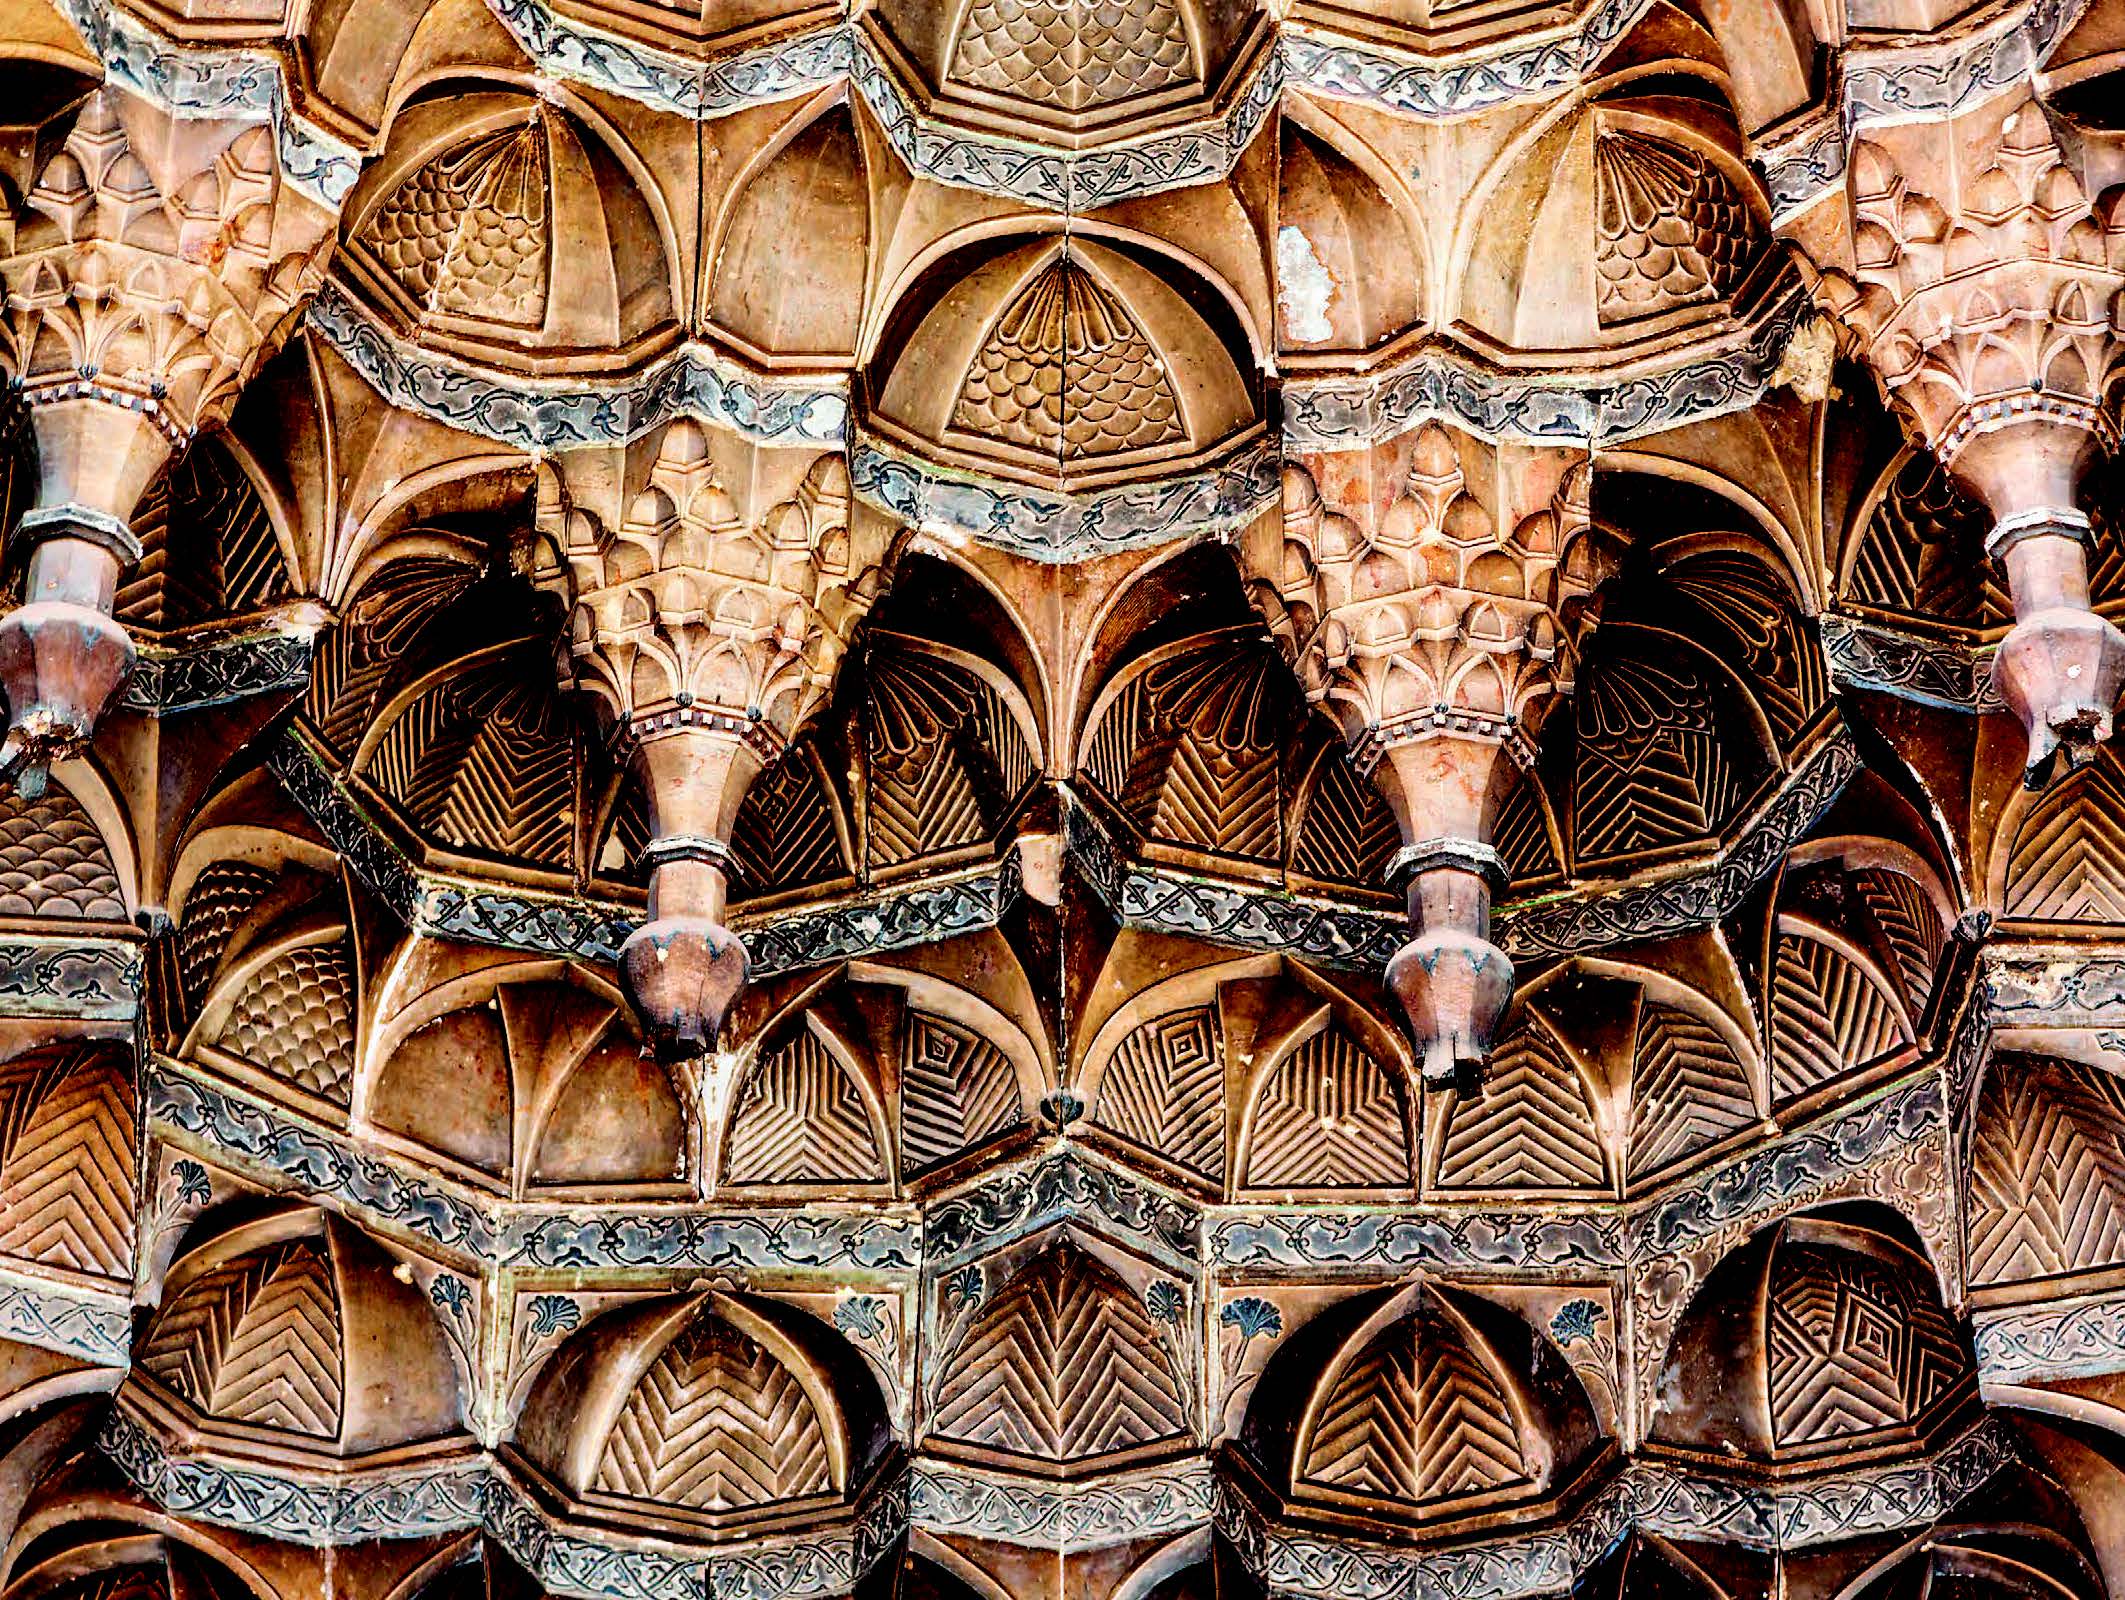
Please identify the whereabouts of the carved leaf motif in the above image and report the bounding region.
[947,0,1194,111]
[140,1240,344,1440]
[1970,1058,2125,1283]
[952,257,1184,460]
[1436,1022,1606,1192]
[726,1031,885,1185]
[930,1240,1188,1464]
[595,1314,832,1509]
[0,1048,135,1279]
[220,942,358,1105]
[1302,1292,1529,1502]
[1244,1028,1409,1190]
[1093,1006,1225,1182]
[1594,132,1753,324]
[901,1013,1021,1178]
[1627,1004,1753,1178]
[1573,651,1738,863]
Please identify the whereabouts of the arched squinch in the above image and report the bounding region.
[326,461,529,613]
[22,761,136,923]
[905,1536,1017,1600]
[860,215,1267,379]
[1992,1399,2125,1599]
[1572,950,1768,1117]
[0,1510,277,1600]
[860,549,1055,778]
[1072,945,1278,1106]
[1599,452,1818,619]
[716,1002,896,1197]
[1274,111,1425,354]
[705,90,869,364]
[1639,0,1814,139]
[1060,539,1269,777]
[1109,1530,1214,1600]
[356,73,686,322]
[0,12,98,79]
[850,945,1057,1101]
[184,430,307,615]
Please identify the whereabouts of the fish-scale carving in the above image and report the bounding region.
[1574,652,1738,863]
[730,753,844,897]
[363,120,550,329]
[1628,1004,1754,1178]
[1970,1058,2125,1283]
[1093,1005,1224,1182]
[0,1047,134,1279]
[952,258,1184,460]
[1768,932,1908,1102]
[931,1241,1187,1464]
[947,0,1194,112]
[726,1032,885,1185]
[1764,1244,1964,1450]
[178,862,277,1014]
[0,786,124,920]
[139,1240,344,1439]
[594,1313,831,1509]
[2005,760,2125,921]
[1594,133,1754,324]
[901,1013,1020,1177]
[1245,1028,1409,1190]
[1436,1021,1606,1192]
[1301,1295,1529,1502]
[220,943,358,1105]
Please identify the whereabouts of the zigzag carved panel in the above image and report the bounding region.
[726,1031,885,1185]
[1092,1005,1225,1183]
[901,1012,1021,1178]
[594,1313,832,1510]
[2005,761,2125,922]
[139,1240,344,1440]
[1768,932,1908,1103]
[1435,1021,1606,1193]
[1627,1004,1754,1180]
[930,1241,1187,1465]
[1244,1028,1409,1191]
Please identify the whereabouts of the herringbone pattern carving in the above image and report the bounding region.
[1093,1006,1224,1181]
[901,1012,1021,1177]
[0,1047,134,1279]
[1764,1244,1964,1450]
[1768,931,1908,1102]
[726,1032,885,1184]
[1574,652,1739,863]
[1302,1294,1530,1502]
[1292,753,1399,887]
[1436,1022,1606,1192]
[1245,1028,1408,1190]
[1851,868,1944,1013]
[1970,1057,2125,1283]
[1628,1004,1754,1178]
[140,1240,343,1439]
[595,1313,832,1509]
[931,1241,1187,1464]
[730,753,844,896]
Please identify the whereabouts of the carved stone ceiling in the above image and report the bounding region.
[0,0,2122,1595]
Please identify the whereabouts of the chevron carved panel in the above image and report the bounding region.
[1767,931,1908,1103]
[1435,1020,1607,1193]
[0,1047,136,1280]
[139,1240,344,1440]
[1627,1003,1754,1179]
[2005,760,2125,922]
[1764,1244,1964,1451]
[930,1240,1188,1466]
[594,1313,833,1510]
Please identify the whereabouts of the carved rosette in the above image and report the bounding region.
[1818,100,2125,786]
[0,87,332,791]
[546,421,886,1057]
[1245,422,1612,1085]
